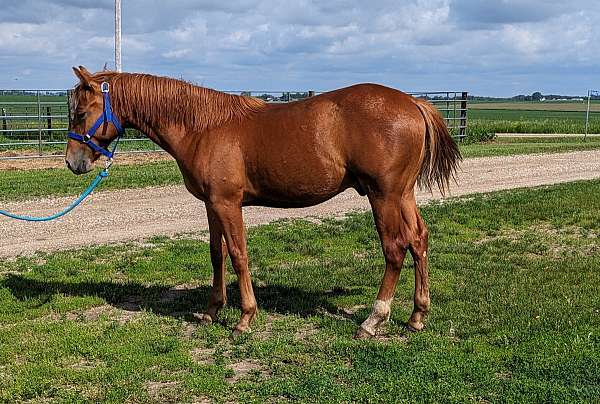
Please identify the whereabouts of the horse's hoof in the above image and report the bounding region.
[192,312,213,325]
[231,326,250,338]
[354,326,375,340]
[405,321,423,333]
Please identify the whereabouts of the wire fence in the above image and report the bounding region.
[0,89,468,160]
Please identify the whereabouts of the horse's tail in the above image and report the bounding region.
[413,98,462,195]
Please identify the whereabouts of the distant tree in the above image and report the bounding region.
[532,92,543,101]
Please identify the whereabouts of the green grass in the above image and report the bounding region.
[0,94,66,102]
[0,160,182,202]
[468,108,600,134]
[461,136,600,158]
[0,131,159,154]
[1,136,600,202]
[1,180,599,402]
[469,100,600,112]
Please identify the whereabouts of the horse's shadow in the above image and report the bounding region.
[1,274,364,325]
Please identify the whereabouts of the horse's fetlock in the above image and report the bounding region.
[414,296,430,313]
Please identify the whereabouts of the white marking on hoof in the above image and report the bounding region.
[359,299,392,336]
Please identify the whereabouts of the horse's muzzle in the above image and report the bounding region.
[65,158,92,175]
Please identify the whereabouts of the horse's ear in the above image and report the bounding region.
[78,65,92,76]
[72,66,92,88]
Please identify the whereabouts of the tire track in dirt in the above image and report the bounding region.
[1,150,599,258]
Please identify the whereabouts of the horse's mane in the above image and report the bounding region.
[83,71,266,132]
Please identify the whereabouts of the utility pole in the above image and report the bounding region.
[115,0,122,72]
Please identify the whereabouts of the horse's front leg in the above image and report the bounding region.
[194,207,229,324]
[209,201,257,335]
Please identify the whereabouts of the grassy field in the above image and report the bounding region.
[460,136,600,158]
[469,101,600,112]
[1,179,599,402]
[0,94,66,102]
[0,160,181,201]
[0,137,160,156]
[467,102,600,135]
[0,93,156,154]
[1,136,600,202]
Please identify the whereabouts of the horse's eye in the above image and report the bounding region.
[76,112,87,121]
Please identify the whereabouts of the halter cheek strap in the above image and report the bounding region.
[67,82,124,159]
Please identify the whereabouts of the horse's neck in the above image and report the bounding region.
[111,76,263,161]
[115,92,196,159]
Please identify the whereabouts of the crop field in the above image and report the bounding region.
[468,101,600,135]
[1,179,599,402]
[469,101,600,112]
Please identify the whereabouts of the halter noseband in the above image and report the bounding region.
[67,82,124,159]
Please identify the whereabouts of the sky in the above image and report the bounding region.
[0,0,598,96]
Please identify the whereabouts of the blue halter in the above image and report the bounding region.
[67,82,124,159]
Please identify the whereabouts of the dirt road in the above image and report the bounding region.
[2,150,600,258]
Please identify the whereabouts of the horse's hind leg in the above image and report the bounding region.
[406,210,430,332]
[355,194,409,338]
[355,193,429,338]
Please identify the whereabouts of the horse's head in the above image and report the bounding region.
[65,66,122,174]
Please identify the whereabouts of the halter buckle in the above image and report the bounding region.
[105,157,114,171]
[101,82,110,93]
[83,134,92,143]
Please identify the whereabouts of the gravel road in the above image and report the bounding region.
[2,150,599,258]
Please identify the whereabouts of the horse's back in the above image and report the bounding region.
[239,84,426,206]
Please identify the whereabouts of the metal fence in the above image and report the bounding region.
[411,91,468,138]
[0,89,468,160]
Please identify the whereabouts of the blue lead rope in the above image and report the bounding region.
[0,168,109,222]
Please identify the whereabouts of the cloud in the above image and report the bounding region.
[0,0,598,96]
[162,48,192,59]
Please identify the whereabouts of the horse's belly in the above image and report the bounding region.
[243,163,352,208]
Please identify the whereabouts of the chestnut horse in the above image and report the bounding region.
[66,66,461,338]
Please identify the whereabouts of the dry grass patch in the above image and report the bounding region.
[190,347,216,365]
[226,360,269,383]
[145,380,182,401]
[476,222,598,258]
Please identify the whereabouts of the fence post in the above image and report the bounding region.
[459,92,468,140]
[46,106,52,142]
[585,90,591,141]
[1,108,7,136]
[37,91,42,156]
